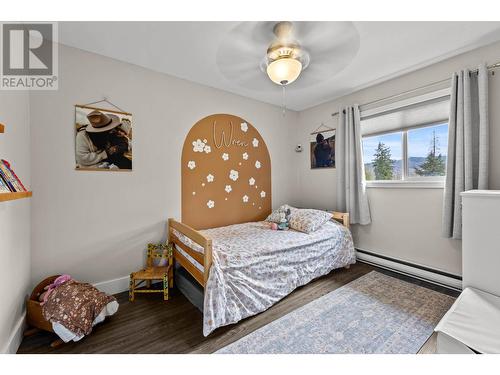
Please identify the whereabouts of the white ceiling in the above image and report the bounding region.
[59,22,500,111]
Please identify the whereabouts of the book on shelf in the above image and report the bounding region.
[2,159,27,191]
[0,174,10,193]
[0,159,27,193]
[0,169,16,192]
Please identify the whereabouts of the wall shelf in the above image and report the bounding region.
[1,122,31,201]
[0,191,32,202]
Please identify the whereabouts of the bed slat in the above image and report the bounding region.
[173,248,205,286]
[168,218,210,247]
[171,233,204,265]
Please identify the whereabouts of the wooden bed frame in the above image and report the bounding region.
[168,211,350,288]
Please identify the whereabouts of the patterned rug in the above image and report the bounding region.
[216,271,455,354]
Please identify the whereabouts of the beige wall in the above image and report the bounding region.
[0,92,31,353]
[30,44,298,287]
[294,40,500,276]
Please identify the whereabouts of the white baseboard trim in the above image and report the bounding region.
[93,275,130,295]
[2,313,26,354]
[356,249,463,291]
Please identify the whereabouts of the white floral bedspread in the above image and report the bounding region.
[198,220,355,336]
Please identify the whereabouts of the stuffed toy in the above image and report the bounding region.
[270,208,291,230]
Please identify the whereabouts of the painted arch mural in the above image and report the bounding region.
[181,114,272,230]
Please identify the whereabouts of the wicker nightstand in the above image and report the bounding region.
[129,243,173,301]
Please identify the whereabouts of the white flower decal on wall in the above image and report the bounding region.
[242,152,249,160]
[203,139,207,143]
[204,145,211,153]
[252,138,259,147]
[192,139,205,152]
[229,169,239,181]
[207,200,215,208]
[222,153,229,161]
[206,174,214,183]
[255,160,261,169]
[225,185,232,193]
[249,177,255,186]
[240,122,248,132]
[187,160,196,170]
[242,195,249,203]
[260,191,266,198]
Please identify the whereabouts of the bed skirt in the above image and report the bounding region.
[174,262,204,312]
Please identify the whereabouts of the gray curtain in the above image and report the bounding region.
[336,105,371,225]
[442,64,489,239]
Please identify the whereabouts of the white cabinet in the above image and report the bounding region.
[435,190,500,354]
[461,190,500,297]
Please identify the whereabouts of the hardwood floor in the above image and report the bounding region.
[17,262,458,354]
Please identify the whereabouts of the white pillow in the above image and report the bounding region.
[288,209,332,233]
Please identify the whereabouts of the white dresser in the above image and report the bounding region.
[435,190,500,354]
[461,190,500,296]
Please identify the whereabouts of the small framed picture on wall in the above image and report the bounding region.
[74,105,133,171]
[310,129,335,169]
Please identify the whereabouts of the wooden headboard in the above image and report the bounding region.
[181,114,272,230]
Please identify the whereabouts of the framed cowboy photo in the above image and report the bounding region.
[74,105,133,171]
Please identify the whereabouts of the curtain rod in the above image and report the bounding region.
[330,61,500,118]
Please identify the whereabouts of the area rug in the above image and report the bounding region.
[215,271,455,354]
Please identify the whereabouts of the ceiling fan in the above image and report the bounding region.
[216,21,360,91]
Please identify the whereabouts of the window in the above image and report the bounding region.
[359,88,450,188]
[362,122,449,186]
[363,131,403,181]
[407,123,448,179]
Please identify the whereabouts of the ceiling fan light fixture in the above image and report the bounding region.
[261,22,310,86]
[266,57,302,86]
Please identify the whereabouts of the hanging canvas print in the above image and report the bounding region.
[310,129,335,169]
[74,105,133,171]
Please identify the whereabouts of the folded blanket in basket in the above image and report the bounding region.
[42,280,117,337]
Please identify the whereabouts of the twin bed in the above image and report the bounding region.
[168,211,355,336]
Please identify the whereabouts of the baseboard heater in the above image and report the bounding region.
[356,248,462,291]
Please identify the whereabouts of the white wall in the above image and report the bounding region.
[30,44,298,288]
[0,92,31,353]
[294,40,500,276]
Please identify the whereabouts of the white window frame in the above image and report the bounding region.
[363,120,448,189]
